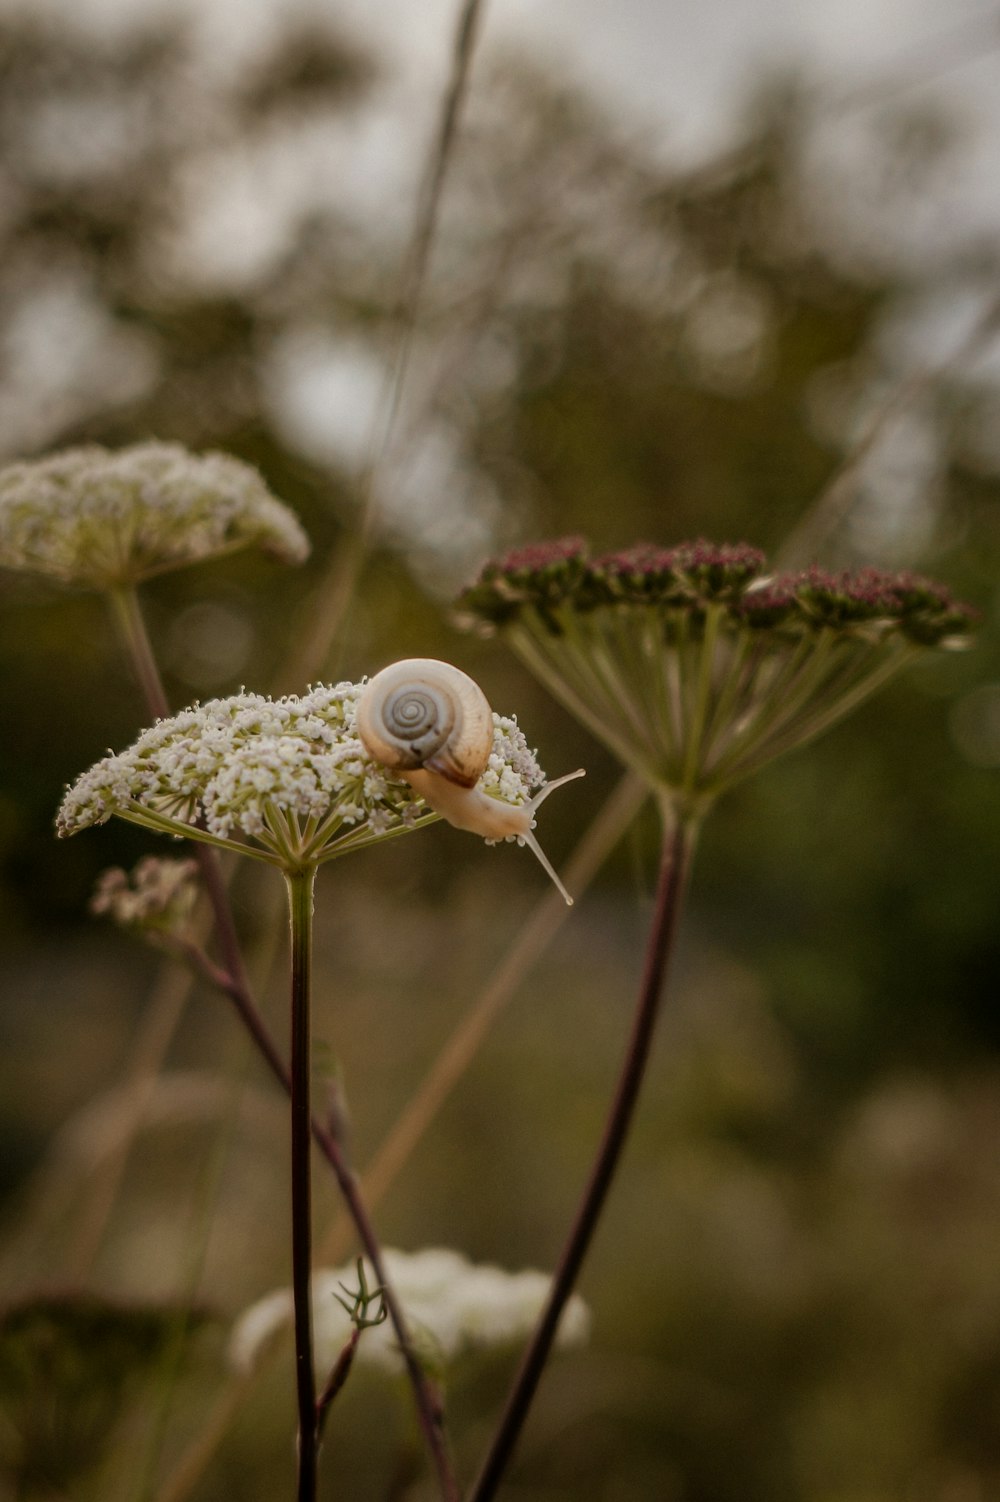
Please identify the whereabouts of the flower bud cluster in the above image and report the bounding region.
[89,856,199,934]
[57,681,547,870]
[459,539,973,648]
[481,715,544,810]
[739,565,975,646]
[456,538,975,807]
[0,442,309,588]
[230,1247,590,1379]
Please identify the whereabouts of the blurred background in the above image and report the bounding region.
[1,0,999,1497]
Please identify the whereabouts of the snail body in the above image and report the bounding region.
[401,767,534,840]
[357,659,584,904]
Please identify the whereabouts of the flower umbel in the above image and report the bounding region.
[57,679,556,872]
[229,1248,591,1381]
[456,539,976,808]
[0,441,309,588]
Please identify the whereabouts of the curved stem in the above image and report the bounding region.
[286,868,319,1502]
[467,800,699,1502]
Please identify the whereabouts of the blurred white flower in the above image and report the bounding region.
[0,441,309,588]
[230,1248,591,1379]
[89,855,199,933]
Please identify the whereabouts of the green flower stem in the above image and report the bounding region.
[120,805,276,863]
[286,867,319,1502]
[105,585,459,1502]
[107,585,173,720]
[467,800,699,1502]
[681,605,723,793]
[718,644,918,785]
[641,612,682,762]
[700,630,767,761]
[703,631,839,782]
[512,627,647,783]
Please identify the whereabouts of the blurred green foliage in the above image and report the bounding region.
[1,6,999,1500]
[0,1292,209,1495]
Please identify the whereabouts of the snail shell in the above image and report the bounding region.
[356,659,494,789]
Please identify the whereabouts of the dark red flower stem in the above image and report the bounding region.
[467,804,698,1502]
[287,869,319,1502]
[316,1329,361,1441]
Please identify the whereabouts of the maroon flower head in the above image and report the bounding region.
[458,537,588,628]
[455,534,975,806]
[457,537,768,624]
[480,537,588,581]
[739,566,976,647]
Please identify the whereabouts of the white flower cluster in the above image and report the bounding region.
[481,714,544,810]
[57,682,547,869]
[229,1247,591,1379]
[90,855,199,932]
[0,442,309,587]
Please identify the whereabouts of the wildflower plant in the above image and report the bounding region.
[10,436,581,1502]
[0,441,311,747]
[455,537,976,1502]
[58,674,569,1502]
[457,538,975,815]
[231,1249,590,1453]
[7,438,470,1500]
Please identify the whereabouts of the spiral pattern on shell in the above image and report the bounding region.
[356,659,495,788]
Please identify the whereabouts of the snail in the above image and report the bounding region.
[356,658,584,905]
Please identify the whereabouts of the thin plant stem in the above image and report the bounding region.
[158,923,459,1500]
[467,798,699,1502]
[288,0,489,688]
[106,587,278,1056]
[63,962,191,1280]
[152,777,646,1502]
[106,583,459,1502]
[286,867,319,1502]
[315,1330,360,1441]
[680,606,722,794]
[308,1118,457,1500]
[152,1375,254,1502]
[776,291,1000,570]
[133,1041,251,1502]
[107,585,171,718]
